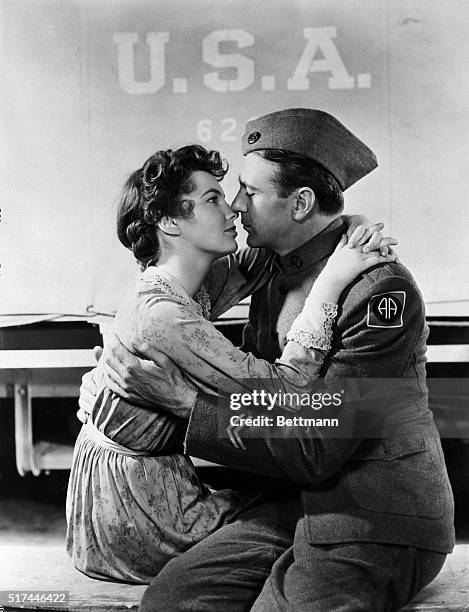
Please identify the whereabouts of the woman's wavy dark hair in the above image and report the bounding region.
[117,145,228,268]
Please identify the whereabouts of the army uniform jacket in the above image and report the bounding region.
[186,218,455,554]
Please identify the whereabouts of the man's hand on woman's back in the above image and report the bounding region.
[76,333,197,423]
[76,347,102,424]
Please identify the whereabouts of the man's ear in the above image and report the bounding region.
[291,187,316,222]
[157,216,181,236]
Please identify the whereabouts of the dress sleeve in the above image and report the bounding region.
[203,247,274,320]
[128,294,338,398]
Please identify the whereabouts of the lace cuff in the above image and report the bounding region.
[286,302,338,351]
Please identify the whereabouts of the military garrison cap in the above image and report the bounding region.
[241,108,378,190]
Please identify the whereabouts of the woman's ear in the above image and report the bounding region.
[291,187,316,221]
[157,216,181,236]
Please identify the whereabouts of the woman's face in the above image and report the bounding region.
[178,171,238,258]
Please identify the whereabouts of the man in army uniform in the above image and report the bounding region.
[81,109,454,610]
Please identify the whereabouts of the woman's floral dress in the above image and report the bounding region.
[66,266,336,583]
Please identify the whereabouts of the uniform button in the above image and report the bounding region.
[278,284,288,295]
[289,255,303,269]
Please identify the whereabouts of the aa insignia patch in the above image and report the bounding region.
[367,291,406,328]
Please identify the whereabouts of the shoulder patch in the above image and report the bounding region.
[367,291,406,328]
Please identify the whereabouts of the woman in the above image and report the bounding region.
[66,145,396,583]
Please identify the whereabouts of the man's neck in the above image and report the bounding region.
[274,214,341,257]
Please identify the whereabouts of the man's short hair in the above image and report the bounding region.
[256,149,344,216]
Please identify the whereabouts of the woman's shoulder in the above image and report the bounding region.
[136,267,210,320]
[122,267,188,315]
[114,267,200,350]
[135,267,185,300]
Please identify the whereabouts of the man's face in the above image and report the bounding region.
[231,153,293,251]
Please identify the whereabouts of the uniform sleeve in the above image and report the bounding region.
[185,272,426,485]
[203,247,274,320]
[131,296,334,398]
[324,274,425,379]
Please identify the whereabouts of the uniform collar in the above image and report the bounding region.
[275,217,346,276]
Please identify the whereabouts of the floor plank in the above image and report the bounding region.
[0,544,467,611]
[0,546,146,611]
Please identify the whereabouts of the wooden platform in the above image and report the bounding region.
[0,546,145,611]
[403,545,469,611]
[0,545,467,611]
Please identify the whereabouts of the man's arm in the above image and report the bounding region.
[204,247,274,320]
[184,265,426,485]
[78,337,198,422]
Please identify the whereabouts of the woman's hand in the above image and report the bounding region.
[343,215,397,257]
[346,223,398,256]
[313,228,398,303]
